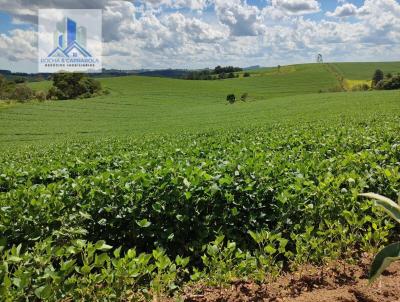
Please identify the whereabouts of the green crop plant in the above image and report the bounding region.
[0,238,191,301]
[199,235,263,286]
[248,230,291,279]
[360,193,400,282]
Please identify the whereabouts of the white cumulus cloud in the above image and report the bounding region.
[270,0,320,15]
[326,3,358,18]
[215,0,266,36]
[0,29,37,62]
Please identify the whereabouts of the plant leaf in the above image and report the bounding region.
[359,193,400,224]
[136,219,151,228]
[95,240,113,251]
[369,242,400,283]
[34,285,52,299]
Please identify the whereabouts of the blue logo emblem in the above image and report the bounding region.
[48,17,92,58]
[39,9,102,73]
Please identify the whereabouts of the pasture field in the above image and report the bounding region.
[1,62,400,145]
[1,63,339,144]
[333,61,400,80]
[0,62,400,300]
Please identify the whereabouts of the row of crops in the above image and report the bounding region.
[1,116,399,300]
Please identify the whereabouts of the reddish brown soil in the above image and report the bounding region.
[179,255,400,302]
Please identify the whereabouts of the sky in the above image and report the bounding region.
[0,0,399,73]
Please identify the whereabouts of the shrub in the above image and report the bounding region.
[243,72,250,78]
[240,93,248,101]
[387,76,400,90]
[0,75,15,99]
[35,90,47,101]
[374,76,400,90]
[361,84,370,90]
[374,80,385,90]
[79,92,93,99]
[0,74,6,88]
[11,84,34,102]
[47,86,65,100]
[226,94,236,104]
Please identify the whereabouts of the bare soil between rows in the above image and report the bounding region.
[178,255,400,302]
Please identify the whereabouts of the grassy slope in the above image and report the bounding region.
[1,64,337,144]
[0,62,399,146]
[333,62,400,80]
[28,80,52,91]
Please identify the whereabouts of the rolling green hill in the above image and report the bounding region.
[2,62,399,146]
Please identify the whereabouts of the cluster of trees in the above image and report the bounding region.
[0,73,103,102]
[184,66,244,80]
[48,73,102,100]
[0,75,38,101]
[372,69,400,90]
[185,69,217,80]
[214,66,242,74]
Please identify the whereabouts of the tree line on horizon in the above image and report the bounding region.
[183,66,250,80]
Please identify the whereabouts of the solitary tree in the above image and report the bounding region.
[372,69,384,87]
[226,94,236,104]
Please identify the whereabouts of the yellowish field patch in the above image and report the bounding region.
[344,79,372,90]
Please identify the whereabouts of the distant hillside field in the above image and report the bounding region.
[332,62,400,80]
[1,62,400,145]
